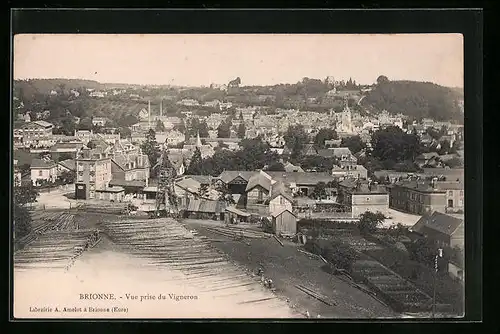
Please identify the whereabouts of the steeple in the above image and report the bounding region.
[196,131,202,147]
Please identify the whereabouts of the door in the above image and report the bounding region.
[75,183,86,199]
[448,199,454,208]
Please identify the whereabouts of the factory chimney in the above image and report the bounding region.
[160,99,163,118]
[148,100,151,129]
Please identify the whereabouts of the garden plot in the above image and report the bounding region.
[352,259,432,312]
[100,218,301,317]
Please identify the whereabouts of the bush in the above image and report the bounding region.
[305,238,359,272]
[358,211,386,234]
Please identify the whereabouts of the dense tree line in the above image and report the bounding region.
[187,136,279,176]
[362,79,463,121]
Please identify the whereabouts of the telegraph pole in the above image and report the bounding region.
[432,248,443,318]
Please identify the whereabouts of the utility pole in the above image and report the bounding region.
[432,248,443,318]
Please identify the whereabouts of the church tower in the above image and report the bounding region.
[196,131,202,148]
[341,95,353,133]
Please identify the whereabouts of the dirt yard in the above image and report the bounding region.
[183,219,397,318]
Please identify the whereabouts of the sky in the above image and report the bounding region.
[13,34,463,88]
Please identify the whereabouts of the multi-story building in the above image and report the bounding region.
[388,180,447,215]
[434,181,464,213]
[110,152,150,188]
[20,121,54,147]
[75,130,93,144]
[74,147,113,200]
[92,117,109,127]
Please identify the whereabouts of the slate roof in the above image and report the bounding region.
[246,170,273,192]
[411,211,464,237]
[32,120,54,128]
[181,175,213,185]
[31,158,57,168]
[269,181,294,202]
[112,153,149,171]
[434,181,464,191]
[392,180,446,193]
[266,171,335,186]
[218,171,255,184]
[57,159,76,171]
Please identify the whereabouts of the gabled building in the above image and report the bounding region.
[75,147,113,200]
[410,211,464,249]
[246,170,274,205]
[111,152,150,188]
[339,180,389,218]
[21,121,54,147]
[30,158,58,186]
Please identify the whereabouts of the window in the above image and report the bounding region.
[460,190,464,196]
[448,190,453,196]
[38,170,42,176]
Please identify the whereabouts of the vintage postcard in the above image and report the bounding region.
[12,33,465,319]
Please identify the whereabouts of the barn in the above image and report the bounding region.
[271,208,297,237]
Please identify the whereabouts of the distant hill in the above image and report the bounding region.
[361,80,464,121]
[14,79,104,96]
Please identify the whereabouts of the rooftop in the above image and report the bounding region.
[31,158,57,169]
[411,211,464,237]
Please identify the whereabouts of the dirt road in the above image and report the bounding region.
[183,219,397,319]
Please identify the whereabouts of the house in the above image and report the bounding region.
[301,144,318,156]
[164,129,186,147]
[338,180,389,218]
[167,153,186,176]
[96,133,121,145]
[422,168,464,184]
[74,147,113,200]
[246,170,274,205]
[410,211,464,249]
[331,164,368,180]
[50,141,85,156]
[111,152,150,189]
[268,182,294,215]
[176,99,200,107]
[138,108,149,121]
[265,171,335,197]
[24,112,31,123]
[92,117,109,127]
[271,208,297,236]
[318,147,358,169]
[434,181,464,213]
[75,130,93,144]
[217,171,255,195]
[388,179,447,215]
[324,139,342,148]
[30,158,58,186]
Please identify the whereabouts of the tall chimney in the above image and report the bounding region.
[148,100,151,129]
[160,99,163,117]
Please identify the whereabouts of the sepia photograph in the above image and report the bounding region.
[12,33,465,319]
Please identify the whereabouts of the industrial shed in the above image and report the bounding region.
[271,208,297,237]
[182,198,225,220]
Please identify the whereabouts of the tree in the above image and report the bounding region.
[371,126,423,167]
[266,162,286,171]
[57,170,76,185]
[155,119,166,132]
[340,135,366,155]
[310,182,328,200]
[444,156,464,168]
[284,124,308,160]
[407,238,437,265]
[86,141,97,149]
[217,121,231,138]
[323,240,359,271]
[118,126,132,139]
[140,129,160,171]
[14,183,39,206]
[237,123,246,139]
[13,204,32,240]
[314,128,338,148]
[358,211,386,234]
[215,182,235,205]
[186,147,203,175]
[376,75,390,85]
